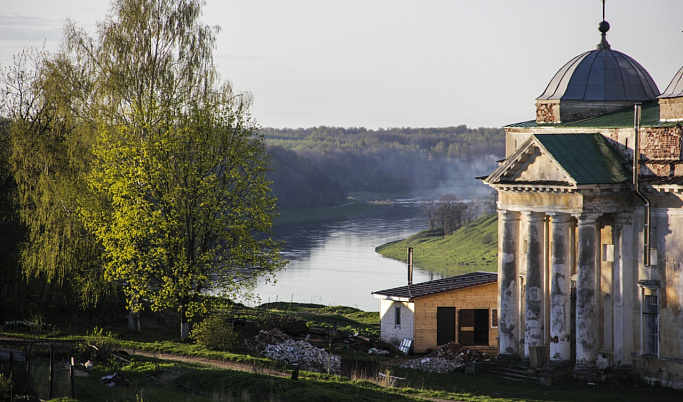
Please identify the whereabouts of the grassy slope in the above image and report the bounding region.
[5,301,683,401]
[376,214,498,276]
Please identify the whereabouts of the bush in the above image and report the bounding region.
[0,374,11,401]
[83,326,119,362]
[190,315,238,350]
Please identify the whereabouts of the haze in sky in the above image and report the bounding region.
[1,0,682,129]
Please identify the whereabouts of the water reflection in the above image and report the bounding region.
[238,202,444,311]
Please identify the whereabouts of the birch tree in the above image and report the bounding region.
[68,0,283,338]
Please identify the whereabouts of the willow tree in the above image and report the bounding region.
[0,49,107,307]
[69,0,283,338]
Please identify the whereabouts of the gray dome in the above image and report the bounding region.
[659,66,683,99]
[537,49,660,102]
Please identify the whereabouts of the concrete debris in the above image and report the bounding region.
[400,342,489,373]
[244,329,341,374]
[400,356,464,373]
[263,339,341,374]
[243,328,291,351]
[368,347,389,355]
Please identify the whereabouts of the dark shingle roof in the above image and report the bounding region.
[372,272,497,300]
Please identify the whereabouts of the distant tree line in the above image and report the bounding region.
[264,126,504,209]
[421,192,498,236]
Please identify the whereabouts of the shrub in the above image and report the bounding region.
[190,315,238,350]
[83,326,119,362]
[0,374,11,401]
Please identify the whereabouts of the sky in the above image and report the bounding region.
[1,0,682,130]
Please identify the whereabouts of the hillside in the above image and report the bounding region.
[264,126,504,209]
[375,214,497,275]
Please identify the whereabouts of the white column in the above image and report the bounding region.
[498,210,521,358]
[575,213,601,367]
[549,213,572,364]
[524,211,545,358]
[613,214,635,363]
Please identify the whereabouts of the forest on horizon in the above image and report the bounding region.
[264,125,505,209]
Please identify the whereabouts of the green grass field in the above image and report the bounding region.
[376,214,498,276]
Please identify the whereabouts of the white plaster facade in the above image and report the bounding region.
[378,299,415,347]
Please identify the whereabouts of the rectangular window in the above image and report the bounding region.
[644,295,658,355]
[491,309,498,328]
[395,306,401,328]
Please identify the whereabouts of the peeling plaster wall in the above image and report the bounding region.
[655,210,683,360]
[517,153,567,182]
[659,97,683,122]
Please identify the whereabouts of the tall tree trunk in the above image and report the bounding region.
[180,306,190,340]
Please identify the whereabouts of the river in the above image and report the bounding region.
[237,200,444,312]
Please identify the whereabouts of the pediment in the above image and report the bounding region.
[484,137,575,187]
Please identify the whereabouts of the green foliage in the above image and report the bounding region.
[0,374,11,401]
[1,49,108,308]
[376,214,498,275]
[264,126,504,209]
[190,315,238,351]
[84,326,119,362]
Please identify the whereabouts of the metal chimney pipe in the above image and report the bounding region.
[407,247,414,286]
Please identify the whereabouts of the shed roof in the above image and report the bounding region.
[372,271,497,301]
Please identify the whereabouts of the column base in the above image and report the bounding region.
[496,353,521,365]
[548,359,571,369]
[573,363,605,383]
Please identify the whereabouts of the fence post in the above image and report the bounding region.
[49,343,54,399]
[9,351,13,401]
[70,357,75,398]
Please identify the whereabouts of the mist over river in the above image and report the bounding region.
[237,200,444,312]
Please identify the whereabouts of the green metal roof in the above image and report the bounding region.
[506,100,674,129]
[534,133,631,184]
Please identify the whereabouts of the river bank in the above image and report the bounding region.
[375,214,498,276]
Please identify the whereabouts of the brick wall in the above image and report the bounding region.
[641,127,682,160]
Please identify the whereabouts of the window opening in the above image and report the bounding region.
[644,295,658,355]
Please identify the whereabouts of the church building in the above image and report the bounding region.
[483,15,683,388]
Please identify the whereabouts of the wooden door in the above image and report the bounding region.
[437,307,456,346]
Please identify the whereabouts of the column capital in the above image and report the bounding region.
[522,210,546,221]
[499,210,521,221]
[548,212,573,223]
[613,213,632,227]
[572,212,601,225]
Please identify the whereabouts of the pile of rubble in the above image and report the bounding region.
[243,328,291,351]
[400,342,489,373]
[400,355,464,373]
[244,329,341,374]
[263,339,341,374]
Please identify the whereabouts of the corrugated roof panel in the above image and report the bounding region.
[534,133,630,184]
[506,100,669,129]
